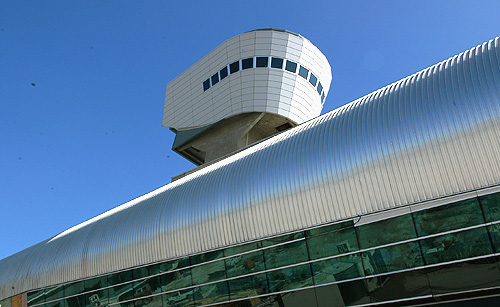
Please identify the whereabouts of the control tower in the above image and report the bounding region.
[163,29,332,166]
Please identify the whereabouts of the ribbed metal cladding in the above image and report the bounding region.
[2,37,500,300]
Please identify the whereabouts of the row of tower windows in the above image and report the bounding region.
[202,57,326,104]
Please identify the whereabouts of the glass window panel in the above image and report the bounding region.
[362,241,423,275]
[366,270,431,303]
[134,293,163,307]
[264,239,308,269]
[321,93,325,103]
[421,227,493,265]
[28,289,46,305]
[84,276,108,307]
[109,281,134,303]
[191,259,226,285]
[84,289,108,307]
[312,254,364,285]
[224,241,261,257]
[241,58,253,70]
[267,263,313,292]
[285,60,297,73]
[162,268,192,292]
[160,257,190,273]
[65,294,87,307]
[191,250,223,266]
[226,250,265,278]
[202,79,210,91]
[45,285,64,303]
[194,281,228,306]
[316,281,371,306]
[229,61,239,74]
[256,57,268,67]
[426,257,500,295]
[306,221,353,237]
[270,57,283,69]
[163,289,194,307]
[45,301,64,307]
[414,198,483,236]
[298,66,309,79]
[307,227,358,260]
[357,214,416,249]
[488,224,500,252]
[309,73,317,86]
[480,193,500,222]
[219,66,228,80]
[211,73,219,86]
[133,275,162,302]
[133,264,159,280]
[317,82,323,95]
[64,281,84,297]
[262,232,304,247]
[228,273,268,300]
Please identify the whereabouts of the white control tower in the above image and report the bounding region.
[163,29,332,166]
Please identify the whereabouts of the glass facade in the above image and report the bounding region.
[18,191,500,307]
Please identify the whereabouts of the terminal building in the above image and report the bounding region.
[1,29,500,307]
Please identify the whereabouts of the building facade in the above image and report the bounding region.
[1,31,500,307]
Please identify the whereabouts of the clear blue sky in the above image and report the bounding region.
[1,1,499,259]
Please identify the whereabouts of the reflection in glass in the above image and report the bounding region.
[256,57,268,67]
[317,82,323,95]
[267,263,313,292]
[160,257,190,273]
[228,273,268,300]
[413,198,483,236]
[163,289,194,307]
[362,242,423,275]
[357,214,416,249]
[224,241,261,257]
[307,227,358,260]
[108,271,133,304]
[480,192,500,222]
[264,240,308,269]
[84,276,108,307]
[426,257,500,295]
[285,60,297,73]
[28,289,45,305]
[45,285,64,304]
[162,269,192,292]
[220,67,228,80]
[309,73,317,86]
[366,270,431,303]
[203,79,210,91]
[229,61,240,74]
[191,260,226,285]
[241,58,253,70]
[421,227,492,265]
[226,250,265,278]
[312,254,363,285]
[488,224,500,252]
[194,281,229,306]
[270,57,283,69]
[298,66,309,79]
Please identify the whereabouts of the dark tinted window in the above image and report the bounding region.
[271,57,284,69]
[229,60,240,74]
[220,66,228,80]
[285,60,297,73]
[242,57,253,70]
[203,79,210,91]
[211,73,219,86]
[309,73,317,86]
[321,93,325,103]
[299,66,309,79]
[256,57,268,67]
[317,82,323,95]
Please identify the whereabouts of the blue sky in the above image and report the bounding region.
[1,1,499,259]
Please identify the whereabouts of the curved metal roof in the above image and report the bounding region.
[2,37,500,300]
